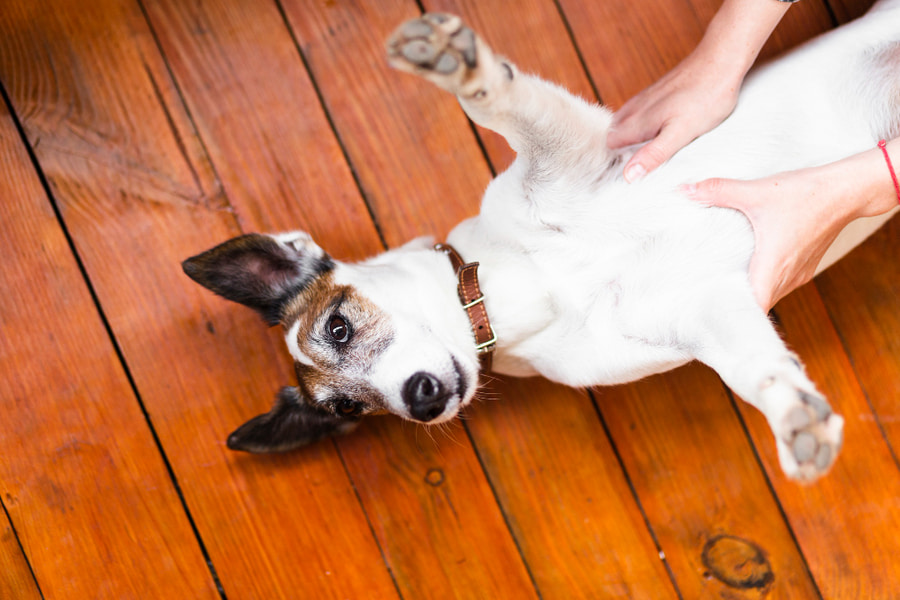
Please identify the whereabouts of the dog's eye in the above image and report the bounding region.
[335,397,362,417]
[328,315,351,344]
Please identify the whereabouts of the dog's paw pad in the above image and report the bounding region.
[387,14,478,81]
[781,392,842,481]
[434,52,460,74]
[399,19,435,39]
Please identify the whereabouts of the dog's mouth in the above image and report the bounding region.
[452,354,472,408]
[448,353,484,420]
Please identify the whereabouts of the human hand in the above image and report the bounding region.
[683,172,857,310]
[608,0,793,182]
[608,51,742,182]
[683,139,900,310]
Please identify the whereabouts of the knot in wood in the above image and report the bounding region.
[701,534,774,590]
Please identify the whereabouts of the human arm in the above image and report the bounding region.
[607,0,792,182]
[683,137,900,310]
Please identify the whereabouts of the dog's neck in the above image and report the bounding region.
[434,243,496,372]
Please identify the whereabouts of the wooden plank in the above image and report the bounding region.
[0,0,399,597]
[281,0,493,245]
[816,219,900,459]
[273,0,539,595]
[599,365,822,598]
[827,0,873,25]
[336,418,538,597]
[140,0,382,259]
[744,282,900,597]
[558,0,834,108]
[0,507,41,600]
[464,379,677,597]
[0,96,218,596]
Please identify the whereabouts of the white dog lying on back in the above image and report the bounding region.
[184,2,900,482]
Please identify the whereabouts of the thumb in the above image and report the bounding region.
[623,125,692,182]
[680,177,751,211]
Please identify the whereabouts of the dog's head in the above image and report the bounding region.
[182,232,481,453]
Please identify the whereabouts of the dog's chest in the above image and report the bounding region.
[449,169,752,386]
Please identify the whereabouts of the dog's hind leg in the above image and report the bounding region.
[690,298,844,482]
[387,14,617,178]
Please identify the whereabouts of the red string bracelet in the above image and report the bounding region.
[878,139,900,205]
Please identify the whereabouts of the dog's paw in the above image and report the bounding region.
[777,390,843,482]
[386,14,483,94]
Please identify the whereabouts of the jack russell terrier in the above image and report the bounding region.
[183,2,900,482]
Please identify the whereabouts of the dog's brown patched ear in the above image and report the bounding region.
[226,387,361,453]
[182,232,333,325]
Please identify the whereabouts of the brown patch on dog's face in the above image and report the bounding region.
[282,273,394,418]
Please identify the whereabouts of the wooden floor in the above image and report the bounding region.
[1,0,899,597]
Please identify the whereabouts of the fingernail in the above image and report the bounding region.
[679,183,697,196]
[624,163,646,183]
[680,183,714,207]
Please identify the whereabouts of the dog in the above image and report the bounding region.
[183,2,900,482]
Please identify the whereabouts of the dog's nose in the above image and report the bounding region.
[403,372,448,422]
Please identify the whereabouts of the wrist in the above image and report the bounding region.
[818,139,900,222]
[697,0,792,80]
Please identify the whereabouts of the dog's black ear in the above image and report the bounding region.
[182,232,333,325]
[226,387,361,453]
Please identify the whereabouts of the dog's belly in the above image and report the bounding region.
[513,329,693,388]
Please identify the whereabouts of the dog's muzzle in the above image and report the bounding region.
[402,371,450,422]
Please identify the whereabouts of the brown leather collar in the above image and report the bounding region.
[434,243,496,373]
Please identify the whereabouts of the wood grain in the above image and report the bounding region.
[598,365,820,598]
[465,378,678,598]
[141,0,383,261]
[338,418,538,598]
[0,0,398,597]
[281,0,493,246]
[742,284,900,597]
[558,0,834,108]
[0,507,40,600]
[817,218,900,460]
[1,0,895,595]
[827,0,874,25]
[0,90,219,597]
[148,0,536,594]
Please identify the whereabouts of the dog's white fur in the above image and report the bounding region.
[184,2,900,481]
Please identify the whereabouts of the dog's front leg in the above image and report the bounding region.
[387,14,618,179]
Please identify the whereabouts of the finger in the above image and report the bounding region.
[608,110,658,149]
[623,125,693,182]
[607,125,649,150]
[680,178,738,208]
